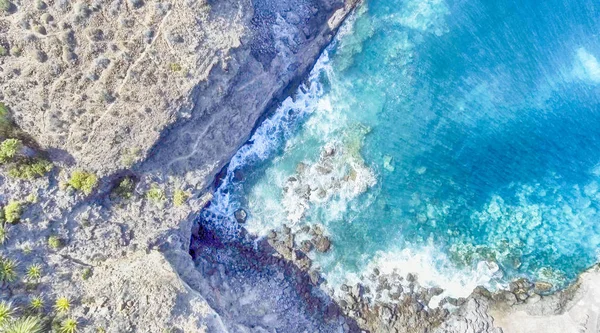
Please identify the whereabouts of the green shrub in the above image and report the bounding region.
[146,184,165,203]
[0,256,17,283]
[173,189,189,207]
[0,45,7,57]
[68,171,98,195]
[10,46,21,57]
[4,201,21,223]
[0,139,21,164]
[26,194,37,203]
[29,296,44,312]
[48,235,63,250]
[0,103,13,138]
[54,297,70,313]
[26,263,42,281]
[113,177,134,199]
[8,159,53,179]
[0,0,11,12]
[169,63,182,72]
[2,316,43,333]
[81,268,92,280]
[0,224,7,245]
[0,301,14,327]
[59,318,77,333]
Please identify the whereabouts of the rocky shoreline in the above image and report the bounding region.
[1,0,599,332]
[253,212,600,332]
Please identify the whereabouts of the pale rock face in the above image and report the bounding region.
[1,0,246,175]
[0,0,359,331]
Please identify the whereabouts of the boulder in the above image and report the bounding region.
[234,209,247,223]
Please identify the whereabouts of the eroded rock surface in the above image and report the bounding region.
[0,0,359,331]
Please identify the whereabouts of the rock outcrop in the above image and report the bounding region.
[0,0,359,331]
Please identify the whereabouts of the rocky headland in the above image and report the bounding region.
[0,0,599,332]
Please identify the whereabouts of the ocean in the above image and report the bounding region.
[200,0,600,303]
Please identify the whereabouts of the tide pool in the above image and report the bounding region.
[200,0,600,301]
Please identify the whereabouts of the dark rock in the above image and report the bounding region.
[313,235,331,252]
[300,240,313,253]
[308,270,320,285]
[429,286,444,296]
[234,209,247,223]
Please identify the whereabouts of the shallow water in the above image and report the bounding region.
[201,0,600,301]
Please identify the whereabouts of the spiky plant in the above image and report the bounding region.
[0,224,7,245]
[0,301,14,327]
[29,296,44,312]
[2,316,43,333]
[0,257,18,283]
[54,297,70,313]
[26,264,42,281]
[59,318,77,333]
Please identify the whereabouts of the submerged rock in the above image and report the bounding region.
[234,208,247,223]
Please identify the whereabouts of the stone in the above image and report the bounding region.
[502,291,517,306]
[300,240,313,252]
[534,281,553,293]
[234,209,247,224]
[313,235,331,252]
[516,292,529,302]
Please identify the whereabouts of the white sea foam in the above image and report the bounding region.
[204,52,333,234]
[573,47,600,83]
[323,243,504,308]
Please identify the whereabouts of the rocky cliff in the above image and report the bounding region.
[0,0,596,332]
[0,0,358,331]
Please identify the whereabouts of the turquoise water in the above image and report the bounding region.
[202,0,600,300]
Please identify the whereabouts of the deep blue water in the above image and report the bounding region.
[202,0,600,299]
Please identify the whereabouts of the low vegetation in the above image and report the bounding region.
[29,296,44,312]
[0,0,11,13]
[0,104,53,179]
[0,256,17,283]
[0,224,7,245]
[173,189,189,207]
[0,301,14,326]
[54,297,70,314]
[8,159,53,179]
[113,177,135,199]
[2,316,44,333]
[146,184,166,203]
[4,201,21,224]
[0,297,80,332]
[59,318,77,333]
[0,139,20,164]
[26,264,42,281]
[48,235,64,250]
[68,171,98,195]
